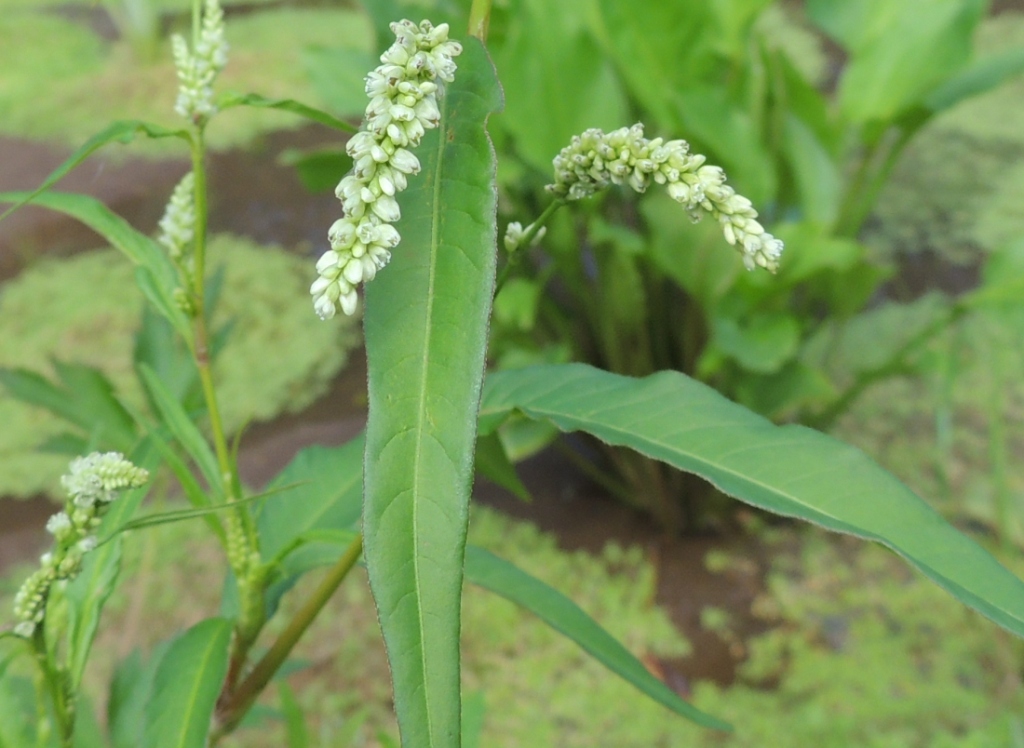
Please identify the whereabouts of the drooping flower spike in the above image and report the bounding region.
[311,19,463,320]
[545,124,783,272]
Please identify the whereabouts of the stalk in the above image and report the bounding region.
[468,0,492,41]
[213,533,365,740]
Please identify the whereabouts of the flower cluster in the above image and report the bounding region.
[311,19,462,320]
[12,453,149,638]
[171,0,229,123]
[546,124,783,272]
[503,221,547,253]
[157,171,196,261]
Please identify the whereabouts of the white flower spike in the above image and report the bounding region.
[547,124,783,273]
[12,453,148,638]
[312,19,462,320]
[171,0,229,123]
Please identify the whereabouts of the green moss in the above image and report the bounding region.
[867,13,1024,262]
[0,235,357,498]
[0,7,372,151]
[677,533,1024,748]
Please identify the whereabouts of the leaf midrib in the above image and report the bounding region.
[408,91,452,747]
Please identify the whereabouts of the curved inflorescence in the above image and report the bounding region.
[12,453,149,638]
[311,19,463,320]
[545,123,783,272]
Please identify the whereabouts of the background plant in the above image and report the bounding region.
[297,0,1024,531]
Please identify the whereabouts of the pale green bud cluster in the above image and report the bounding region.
[547,124,783,272]
[312,19,462,320]
[503,221,547,253]
[171,0,229,123]
[157,171,196,261]
[11,453,148,638]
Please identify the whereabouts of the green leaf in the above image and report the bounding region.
[595,0,715,126]
[782,115,841,226]
[474,432,531,502]
[495,0,627,173]
[53,360,138,450]
[0,190,190,340]
[218,92,357,133]
[923,45,1024,113]
[479,364,1024,639]
[362,38,502,748]
[142,618,232,748]
[109,647,167,748]
[303,46,379,119]
[710,312,801,374]
[0,120,188,224]
[279,146,354,194]
[279,682,310,748]
[138,364,223,498]
[836,0,984,123]
[464,545,730,731]
[258,437,365,562]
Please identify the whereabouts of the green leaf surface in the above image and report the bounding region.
[479,364,1024,639]
[0,120,188,224]
[258,437,365,562]
[279,146,354,194]
[837,0,983,123]
[923,45,1024,113]
[218,92,357,133]
[0,190,190,340]
[142,618,232,748]
[138,364,223,498]
[362,38,502,748]
[109,647,167,748]
[474,432,531,502]
[464,545,730,731]
[495,0,627,173]
[303,46,379,119]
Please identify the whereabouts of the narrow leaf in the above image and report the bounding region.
[923,45,1024,113]
[138,364,224,498]
[464,546,730,730]
[0,120,188,223]
[362,39,502,748]
[218,92,357,133]
[480,364,1024,639]
[475,432,531,502]
[0,191,190,339]
[142,618,232,748]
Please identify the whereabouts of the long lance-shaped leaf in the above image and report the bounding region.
[480,364,1024,638]
[362,39,502,748]
[142,618,232,748]
[267,525,727,730]
[0,190,190,340]
[464,546,730,730]
[218,92,357,133]
[0,120,188,224]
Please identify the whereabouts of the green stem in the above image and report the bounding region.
[212,533,365,740]
[468,0,492,41]
[808,303,967,431]
[32,626,72,747]
[495,199,566,295]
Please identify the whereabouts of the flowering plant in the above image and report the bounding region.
[1,1,1024,746]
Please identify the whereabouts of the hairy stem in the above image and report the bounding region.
[496,198,566,294]
[212,533,365,740]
